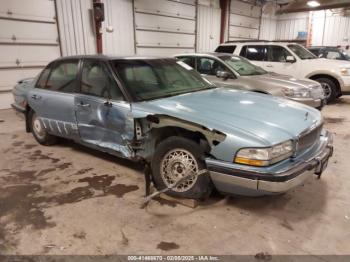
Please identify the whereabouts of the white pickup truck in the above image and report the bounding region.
[215,41,350,102]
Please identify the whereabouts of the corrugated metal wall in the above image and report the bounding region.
[56,0,96,55]
[260,16,277,40]
[197,0,221,52]
[311,10,350,47]
[275,12,308,40]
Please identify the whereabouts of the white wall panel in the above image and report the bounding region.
[229,0,262,40]
[311,10,350,47]
[0,0,61,108]
[56,0,96,55]
[0,0,56,22]
[103,0,134,56]
[0,68,42,92]
[134,0,196,55]
[136,31,195,48]
[137,47,195,56]
[135,12,196,34]
[259,16,277,40]
[135,0,196,19]
[275,12,308,40]
[0,20,58,44]
[197,1,221,52]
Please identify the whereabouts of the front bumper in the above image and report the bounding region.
[206,131,333,196]
[289,97,324,109]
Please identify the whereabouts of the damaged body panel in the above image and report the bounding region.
[13,55,333,197]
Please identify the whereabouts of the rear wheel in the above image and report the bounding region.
[314,77,338,103]
[151,136,212,199]
[30,111,57,145]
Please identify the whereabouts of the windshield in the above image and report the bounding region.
[113,59,215,101]
[220,55,267,76]
[288,44,317,59]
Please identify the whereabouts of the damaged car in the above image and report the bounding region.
[12,55,333,198]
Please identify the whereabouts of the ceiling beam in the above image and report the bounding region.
[277,0,350,14]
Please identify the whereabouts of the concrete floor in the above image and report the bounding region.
[0,97,349,256]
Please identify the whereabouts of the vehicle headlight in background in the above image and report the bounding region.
[234,140,294,167]
[340,68,350,76]
[282,87,311,98]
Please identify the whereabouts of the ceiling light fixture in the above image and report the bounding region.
[307,1,321,7]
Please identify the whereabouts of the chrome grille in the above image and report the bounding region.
[297,125,322,152]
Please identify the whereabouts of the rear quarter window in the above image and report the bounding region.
[240,45,267,61]
[215,45,236,53]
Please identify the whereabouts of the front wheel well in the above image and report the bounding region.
[309,74,341,95]
[152,126,211,153]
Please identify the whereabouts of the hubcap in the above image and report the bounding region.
[32,115,45,139]
[160,149,199,192]
[321,82,332,100]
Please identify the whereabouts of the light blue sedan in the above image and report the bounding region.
[12,55,333,198]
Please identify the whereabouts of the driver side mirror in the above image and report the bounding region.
[216,70,232,81]
[286,56,296,63]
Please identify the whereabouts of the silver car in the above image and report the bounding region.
[175,53,325,109]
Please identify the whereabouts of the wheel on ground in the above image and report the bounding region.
[151,136,212,199]
[30,110,57,145]
[314,77,338,103]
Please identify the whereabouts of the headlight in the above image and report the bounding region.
[340,68,350,76]
[234,140,294,167]
[282,87,311,98]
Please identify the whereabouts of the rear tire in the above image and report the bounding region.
[29,110,57,145]
[314,77,338,103]
[151,136,212,199]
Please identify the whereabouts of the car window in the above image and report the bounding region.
[268,46,293,62]
[113,59,215,101]
[45,60,78,93]
[36,66,51,89]
[309,49,320,56]
[287,44,316,59]
[215,45,236,53]
[81,60,124,101]
[220,56,267,76]
[197,57,226,76]
[325,50,341,59]
[177,57,195,69]
[240,45,267,61]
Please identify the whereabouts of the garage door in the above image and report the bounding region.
[228,0,262,41]
[0,0,61,109]
[134,0,197,56]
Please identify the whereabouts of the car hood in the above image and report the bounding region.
[243,73,319,90]
[302,58,350,70]
[133,88,322,146]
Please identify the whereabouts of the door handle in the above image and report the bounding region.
[77,102,90,108]
[31,94,41,100]
[266,65,273,68]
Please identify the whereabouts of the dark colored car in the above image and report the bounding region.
[308,46,350,61]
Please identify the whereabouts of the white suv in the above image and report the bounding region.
[215,41,350,102]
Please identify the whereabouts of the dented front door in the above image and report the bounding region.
[75,59,134,158]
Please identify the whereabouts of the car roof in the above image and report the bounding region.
[218,40,302,46]
[309,46,338,49]
[175,52,239,58]
[54,54,174,62]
